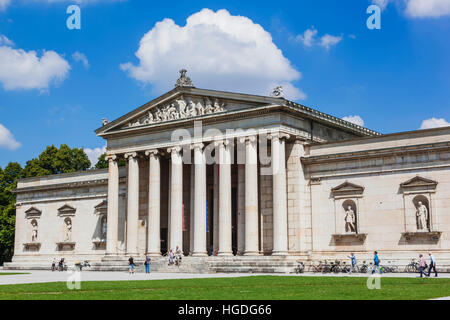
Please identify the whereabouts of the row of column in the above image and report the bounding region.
[106,133,290,256]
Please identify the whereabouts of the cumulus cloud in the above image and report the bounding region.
[0,37,70,91]
[0,123,21,150]
[420,118,450,129]
[295,27,342,51]
[72,51,89,69]
[84,145,106,167]
[342,115,365,127]
[405,0,450,18]
[121,8,305,100]
[372,0,390,10]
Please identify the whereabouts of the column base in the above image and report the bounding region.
[192,252,208,257]
[271,251,289,256]
[218,252,234,256]
[244,251,260,256]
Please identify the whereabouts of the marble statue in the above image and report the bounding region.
[271,86,285,98]
[31,220,38,242]
[345,206,357,233]
[416,201,429,231]
[175,69,195,88]
[64,218,72,242]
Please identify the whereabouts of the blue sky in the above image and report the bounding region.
[0,0,449,167]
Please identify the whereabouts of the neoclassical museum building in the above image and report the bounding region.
[6,71,450,272]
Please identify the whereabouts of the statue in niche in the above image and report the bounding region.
[416,201,429,232]
[64,218,72,242]
[31,220,38,242]
[344,205,357,233]
[101,217,107,240]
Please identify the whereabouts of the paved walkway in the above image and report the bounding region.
[1,270,449,286]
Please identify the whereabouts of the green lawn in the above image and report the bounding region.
[0,276,449,300]
[0,273,29,276]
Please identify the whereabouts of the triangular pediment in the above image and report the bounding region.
[57,204,76,216]
[401,176,437,191]
[25,207,42,219]
[96,87,280,136]
[331,181,364,197]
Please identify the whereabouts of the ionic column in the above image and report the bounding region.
[217,140,233,256]
[192,143,207,256]
[212,164,219,254]
[244,136,259,256]
[125,152,139,255]
[168,146,183,252]
[106,154,119,255]
[270,133,290,256]
[237,164,245,255]
[146,149,161,256]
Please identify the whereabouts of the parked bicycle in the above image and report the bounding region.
[296,262,305,274]
[405,258,420,273]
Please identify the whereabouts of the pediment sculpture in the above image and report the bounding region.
[127,96,227,128]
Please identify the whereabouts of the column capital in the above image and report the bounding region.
[124,152,138,160]
[145,149,159,157]
[167,146,182,155]
[107,154,118,161]
[238,135,257,144]
[214,139,231,148]
[268,132,290,141]
[191,143,204,151]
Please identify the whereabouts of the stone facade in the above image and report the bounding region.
[6,77,450,271]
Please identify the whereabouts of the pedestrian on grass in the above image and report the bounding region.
[427,252,438,277]
[128,256,135,274]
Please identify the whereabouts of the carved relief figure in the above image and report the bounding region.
[345,206,357,233]
[31,219,38,242]
[416,201,429,231]
[64,218,72,242]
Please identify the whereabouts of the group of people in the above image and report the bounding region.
[167,246,183,266]
[347,251,438,277]
[128,255,153,274]
[51,258,66,272]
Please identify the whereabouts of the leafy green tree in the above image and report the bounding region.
[0,162,23,265]
[23,144,91,178]
[95,153,109,169]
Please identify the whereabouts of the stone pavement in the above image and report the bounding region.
[1,270,449,286]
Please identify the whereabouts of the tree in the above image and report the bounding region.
[23,144,91,178]
[95,153,108,169]
[0,162,23,265]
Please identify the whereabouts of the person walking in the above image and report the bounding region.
[427,252,438,277]
[51,258,56,272]
[348,253,357,273]
[372,251,382,274]
[418,254,427,278]
[128,256,135,275]
[144,255,151,274]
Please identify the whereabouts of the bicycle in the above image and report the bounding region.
[296,262,305,274]
[405,259,419,273]
[359,261,372,273]
[330,260,342,273]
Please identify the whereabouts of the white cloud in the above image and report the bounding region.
[295,27,318,47]
[372,0,390,10]
[420,118,450,129]
[84,146,106,167]
[0,34,13,46]
[319,34,343,51]
[406,0,450,18]
[0,0,10,11]
[72,51,89,69]
[0,123,21,150]
[342,115,365,127]
[0,39,70,91]
[295,27,342,51]
[121,8,305,100]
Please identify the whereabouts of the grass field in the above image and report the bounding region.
[0,276,449,300]
[0,273,29,276]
